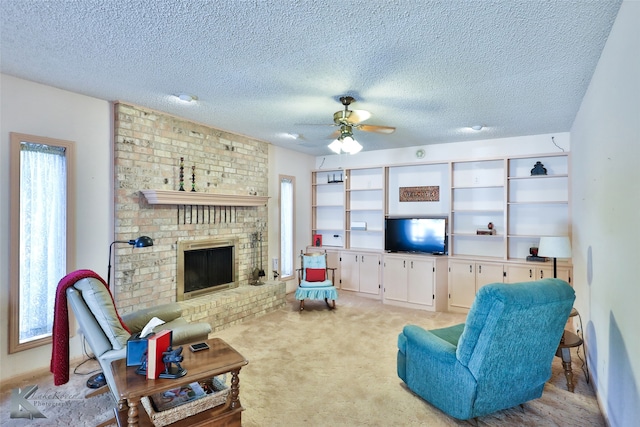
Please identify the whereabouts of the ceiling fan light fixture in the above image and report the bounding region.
[341,136,362,154]
[328,139,343,154]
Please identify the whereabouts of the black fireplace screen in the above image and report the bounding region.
[183,246,234,294]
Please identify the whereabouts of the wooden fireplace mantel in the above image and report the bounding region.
[141,189,269,207]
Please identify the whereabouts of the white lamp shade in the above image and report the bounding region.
[341,136,362,154]
[537,236,572,258]
[328,139,342,154]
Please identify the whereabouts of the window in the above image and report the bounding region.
[9,133,75,353]
[279,176,295,279]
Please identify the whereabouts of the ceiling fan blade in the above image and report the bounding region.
[358,124,396,134]
[348,109,371,124]
[327,129,341,139]
[333,109,371,125]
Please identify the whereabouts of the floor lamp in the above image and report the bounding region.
[537,236,572,278]
[107,236,154,290]
[87,235,154,389]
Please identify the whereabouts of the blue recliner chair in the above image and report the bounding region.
[397,278,575,421]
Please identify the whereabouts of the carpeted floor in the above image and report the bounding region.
[1,291,604,426]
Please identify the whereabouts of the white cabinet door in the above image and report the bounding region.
[359,253,380,296]
[448,260,476,311]
[475,262,505,291]
[449,260,504,312]
[506,264,537,283]
[340,253,359,291]
[340,252,380,294]
[383,256,407,302]
[408,258,435,306]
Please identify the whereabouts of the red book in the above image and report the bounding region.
[146,329,172,379]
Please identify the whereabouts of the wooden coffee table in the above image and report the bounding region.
[111,338,248,427]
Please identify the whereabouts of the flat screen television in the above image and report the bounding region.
[385,217,448,254]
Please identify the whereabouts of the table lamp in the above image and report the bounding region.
[537,236,572,278]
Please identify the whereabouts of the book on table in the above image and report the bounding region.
[150,381,207,412]
[146,329,172,379]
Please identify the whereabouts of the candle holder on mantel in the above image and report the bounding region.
[191,166,196,192]
[178,157,185,191]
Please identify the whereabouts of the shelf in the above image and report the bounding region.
[452,209,504,214]
[508,174,568,180]
[314,181,344,186]
[141,190,268,207]
[347,187,384,192]
[451,233,503,238]
[451,185,504,189]
[507,201,568,205]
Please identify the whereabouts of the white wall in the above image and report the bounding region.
[0,74,112,380]
[268,145,316,293]
[570,2,640,426]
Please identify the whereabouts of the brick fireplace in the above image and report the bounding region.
[112,102,284,327]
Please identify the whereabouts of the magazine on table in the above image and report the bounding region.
[150,381,207,412]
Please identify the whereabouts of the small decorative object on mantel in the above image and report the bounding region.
[531,161,547,176]
[178,157,185,191]
[191,166,196,192]
[328,173,343,183]
[526,246,549,262]
[477,222,497,235]
[399,186,440,202]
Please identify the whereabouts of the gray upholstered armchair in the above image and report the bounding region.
[56,270,211,403]
[397,278,575,421]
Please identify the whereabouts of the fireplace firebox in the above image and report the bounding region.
[177,238,238,301]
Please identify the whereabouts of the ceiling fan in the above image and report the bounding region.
[325,96,396,154]
[329,96,396,138]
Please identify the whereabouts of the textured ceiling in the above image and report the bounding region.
[0,0,622,156]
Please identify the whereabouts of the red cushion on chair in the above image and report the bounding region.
[305,268,326,282]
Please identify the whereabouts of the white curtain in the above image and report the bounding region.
[280,177,293,277]
[19,142,67,342]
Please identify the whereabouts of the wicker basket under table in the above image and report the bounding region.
[141,378,229,427]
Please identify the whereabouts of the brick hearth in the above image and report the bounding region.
[179,281,286,332]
